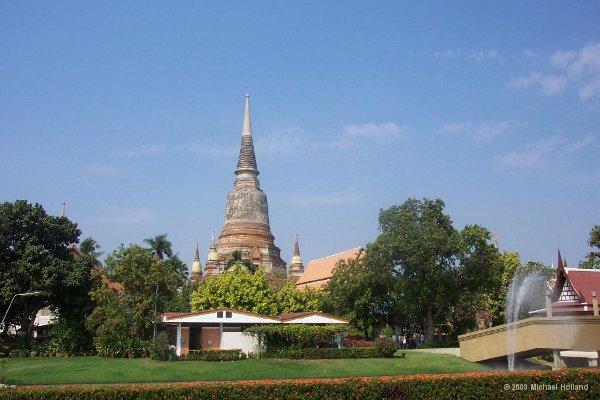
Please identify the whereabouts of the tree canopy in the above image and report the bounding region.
[323,198,505,342]
[190,267,320,316]
[86,243,187,353]
[0,200,88,337]
[144,234,174,260]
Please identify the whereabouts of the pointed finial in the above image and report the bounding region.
[211,230,216,248]
[492,229,498,249]
[294,234,300,256]
[235,94,259,178]
[61,202,66,217]
[194,242,200,260]
[242,94,252,137]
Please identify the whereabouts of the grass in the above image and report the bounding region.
[2,352,488,385]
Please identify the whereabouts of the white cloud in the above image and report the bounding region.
[494,134,595,171]
[565,133,595,153]
[344,122,409,139]
[509,73,568,96]
[470,50,499,62]
[439,122,511,142]
[511,42,600,101]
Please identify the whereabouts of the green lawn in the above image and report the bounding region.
[1,352,488,385]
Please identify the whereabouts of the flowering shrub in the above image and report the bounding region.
[0,369,598,399]
[374,337,397,358]
[342,339,374,347]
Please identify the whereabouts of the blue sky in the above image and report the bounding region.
[1,2,599,270]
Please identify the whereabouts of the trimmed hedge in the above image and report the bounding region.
[181,350,246,362]
[259,347,381,359]
[0,369,598,399]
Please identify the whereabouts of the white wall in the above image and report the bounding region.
[220,331,263,354]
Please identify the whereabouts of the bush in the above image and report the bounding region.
[0,370,598,399]
[374,337,397,358]
[149,332,171,361]
[182,350,245,361]
[259,347,381,359]
[244,324,357,350]
[343,338,374,347]
[8,350,29,358]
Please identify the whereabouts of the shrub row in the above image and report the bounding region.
[0,369,598,399]
[180,350,246,362]
[258,347,382,359]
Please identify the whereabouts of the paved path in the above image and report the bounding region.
[404,348,461,357]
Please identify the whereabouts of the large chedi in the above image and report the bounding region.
[213,95,287,276]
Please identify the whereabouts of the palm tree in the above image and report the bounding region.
[79,237,103,258]
[144,234,174,260]
[225,250,256,274]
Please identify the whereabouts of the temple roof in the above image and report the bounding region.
[295,247,364,289]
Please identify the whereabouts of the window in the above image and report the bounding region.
[226,311,232,318]
[217,311,223,318]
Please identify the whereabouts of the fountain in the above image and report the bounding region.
[505,270,549,371]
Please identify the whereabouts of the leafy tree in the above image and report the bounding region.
[165,279,198,313]
[0,200,83,338]
[449,225,504,331]
[79,237,103,259]
[321,252,394,337]
[579,225,600,269]
[368,198,502,343]
[371,198,461,343]
[276,279,322,314]
[190,266,278,315]
[87,244,184,352]
[144,234,173,260]
[486,251,521,325]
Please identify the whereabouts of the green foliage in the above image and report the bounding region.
[149,332,171,361]
[46,317,92,353]
[87,244,185,357]
[0,200,83,337]
[243,324,356,350]
[579,225,600,268]
[181,349,246,361]
[143,234,173,260]
[191,267,279,315]
[258,347,381,359]
[224,250,256,273]
[164,280,198,313]
[356,198,503,342]
[1,370,598,400]
[321,255,393,338]
[79,237,103,259]
[276,279,323,314]
[0,359,5,383]
[383,325,394,337]
[374,337,396,358]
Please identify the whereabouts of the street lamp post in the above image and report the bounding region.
[0,292,42,334]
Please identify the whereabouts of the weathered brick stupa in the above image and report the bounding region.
[212,95,287,276]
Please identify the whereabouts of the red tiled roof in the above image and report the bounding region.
[295,247,364,290]
[563,268,600,304]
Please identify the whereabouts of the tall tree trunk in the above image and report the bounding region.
[425,305,434,344]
